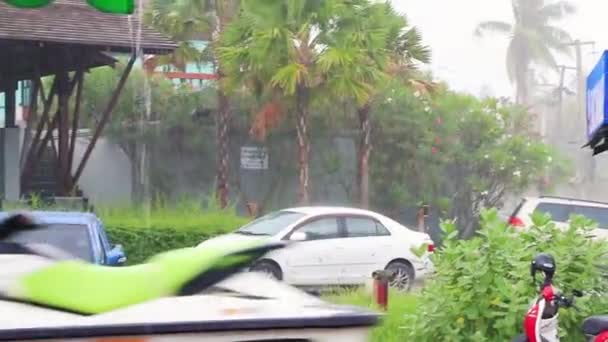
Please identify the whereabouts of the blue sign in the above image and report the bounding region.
[587,51,608,139]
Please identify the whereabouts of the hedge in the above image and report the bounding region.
[98,202,250,264]
[3,197,251,265]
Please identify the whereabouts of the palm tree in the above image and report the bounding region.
[218,0,387,204]
[475,0,575,105]
[333,3,431,208]
[145,0,209,71]
[146,0,239,208]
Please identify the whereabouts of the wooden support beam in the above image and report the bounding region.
[72,55,136,189]
[20,78,40,169]
[68,69,84,177]
[57,71,71,194]
[30,114,59,186]
[21,77,58,190]
[21,72,79,193]
[26,78,58,164]
[48,109,59,158]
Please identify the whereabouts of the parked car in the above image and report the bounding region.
[0,211,126,265]
[197,206,435,290]
[508,196,608,239]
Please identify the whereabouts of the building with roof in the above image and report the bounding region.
[0,0,175,202]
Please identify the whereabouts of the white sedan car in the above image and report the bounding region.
[197,207,435,290]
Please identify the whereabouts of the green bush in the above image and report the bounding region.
[325,288,418,342]
[99,201,250,264]
[1,197,251,265]
[404,209,608,341]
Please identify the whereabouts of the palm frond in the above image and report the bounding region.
[398,27,431,64]
[325,75,375,107]
[474,21,512,37]
[539,1,576,21]
[317,47,358,73]
[145,0,214,70]
[540,26,573,54]
[270,63,309,95]
[530,43,558,70]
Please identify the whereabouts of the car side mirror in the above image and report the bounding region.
[290,231,307,242]
[107,244,127,266]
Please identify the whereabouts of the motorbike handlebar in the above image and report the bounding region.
[554,290,583,310]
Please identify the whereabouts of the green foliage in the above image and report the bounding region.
[98,199,250,264]
[81,62,206,142]
[144,0,209,69]
[80,62,214,199]
[218,0,405,107]
[370,82,570,236]
[2,197,250,265]
[325,288,418,342]
[404,208,608,341]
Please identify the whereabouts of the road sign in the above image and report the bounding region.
[240,146,268,170]
[587,51,608,139]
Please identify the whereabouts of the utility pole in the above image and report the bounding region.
[562,40,595,139]
[534,65,574,143]
[556,65,577,137]
[561,40,596,198]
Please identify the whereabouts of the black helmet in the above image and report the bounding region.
[531,253,556,283]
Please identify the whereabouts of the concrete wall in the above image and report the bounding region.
[72,136,132,205]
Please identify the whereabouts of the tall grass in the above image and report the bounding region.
[324,288,418,342]
[2,195,251,264]
[96,195,251,263]
[97,195,249,234]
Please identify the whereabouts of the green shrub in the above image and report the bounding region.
[99,200,250,264]
[404,209,608,341]
[1,197,251,264]
[325,288,418,342]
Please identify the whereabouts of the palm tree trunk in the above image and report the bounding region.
[216,89,231,208]
[213,0,237,209]
[295,86,310,204]
[516,67,529,105]
[357,104,372,208]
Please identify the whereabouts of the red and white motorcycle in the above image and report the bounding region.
[513,253,608,342]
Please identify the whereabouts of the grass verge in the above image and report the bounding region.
[324,288,418,342]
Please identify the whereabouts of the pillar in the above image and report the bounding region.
[4,81,16,128]
[3,127,21,201]
[1,80,20,201]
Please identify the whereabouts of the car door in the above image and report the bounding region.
[339,216,393,284]
[282,216,344,285]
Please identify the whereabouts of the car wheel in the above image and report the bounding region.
[386,261,415,291]
[250,260,283,281]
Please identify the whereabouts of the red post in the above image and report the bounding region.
[372,270,395,311]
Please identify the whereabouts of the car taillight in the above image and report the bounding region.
[427,243,435,252]
[508,216,525,228]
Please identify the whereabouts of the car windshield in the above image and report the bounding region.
[237,211,305,236]
[5,224,92,262]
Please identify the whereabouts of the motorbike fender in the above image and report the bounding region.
[595,331,608,342]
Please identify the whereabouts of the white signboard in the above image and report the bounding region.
[240,146,269,170]
[587,74,605,138]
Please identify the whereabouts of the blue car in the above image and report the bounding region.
[0,211,126,265]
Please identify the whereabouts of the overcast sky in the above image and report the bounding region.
[391,0,608,99]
